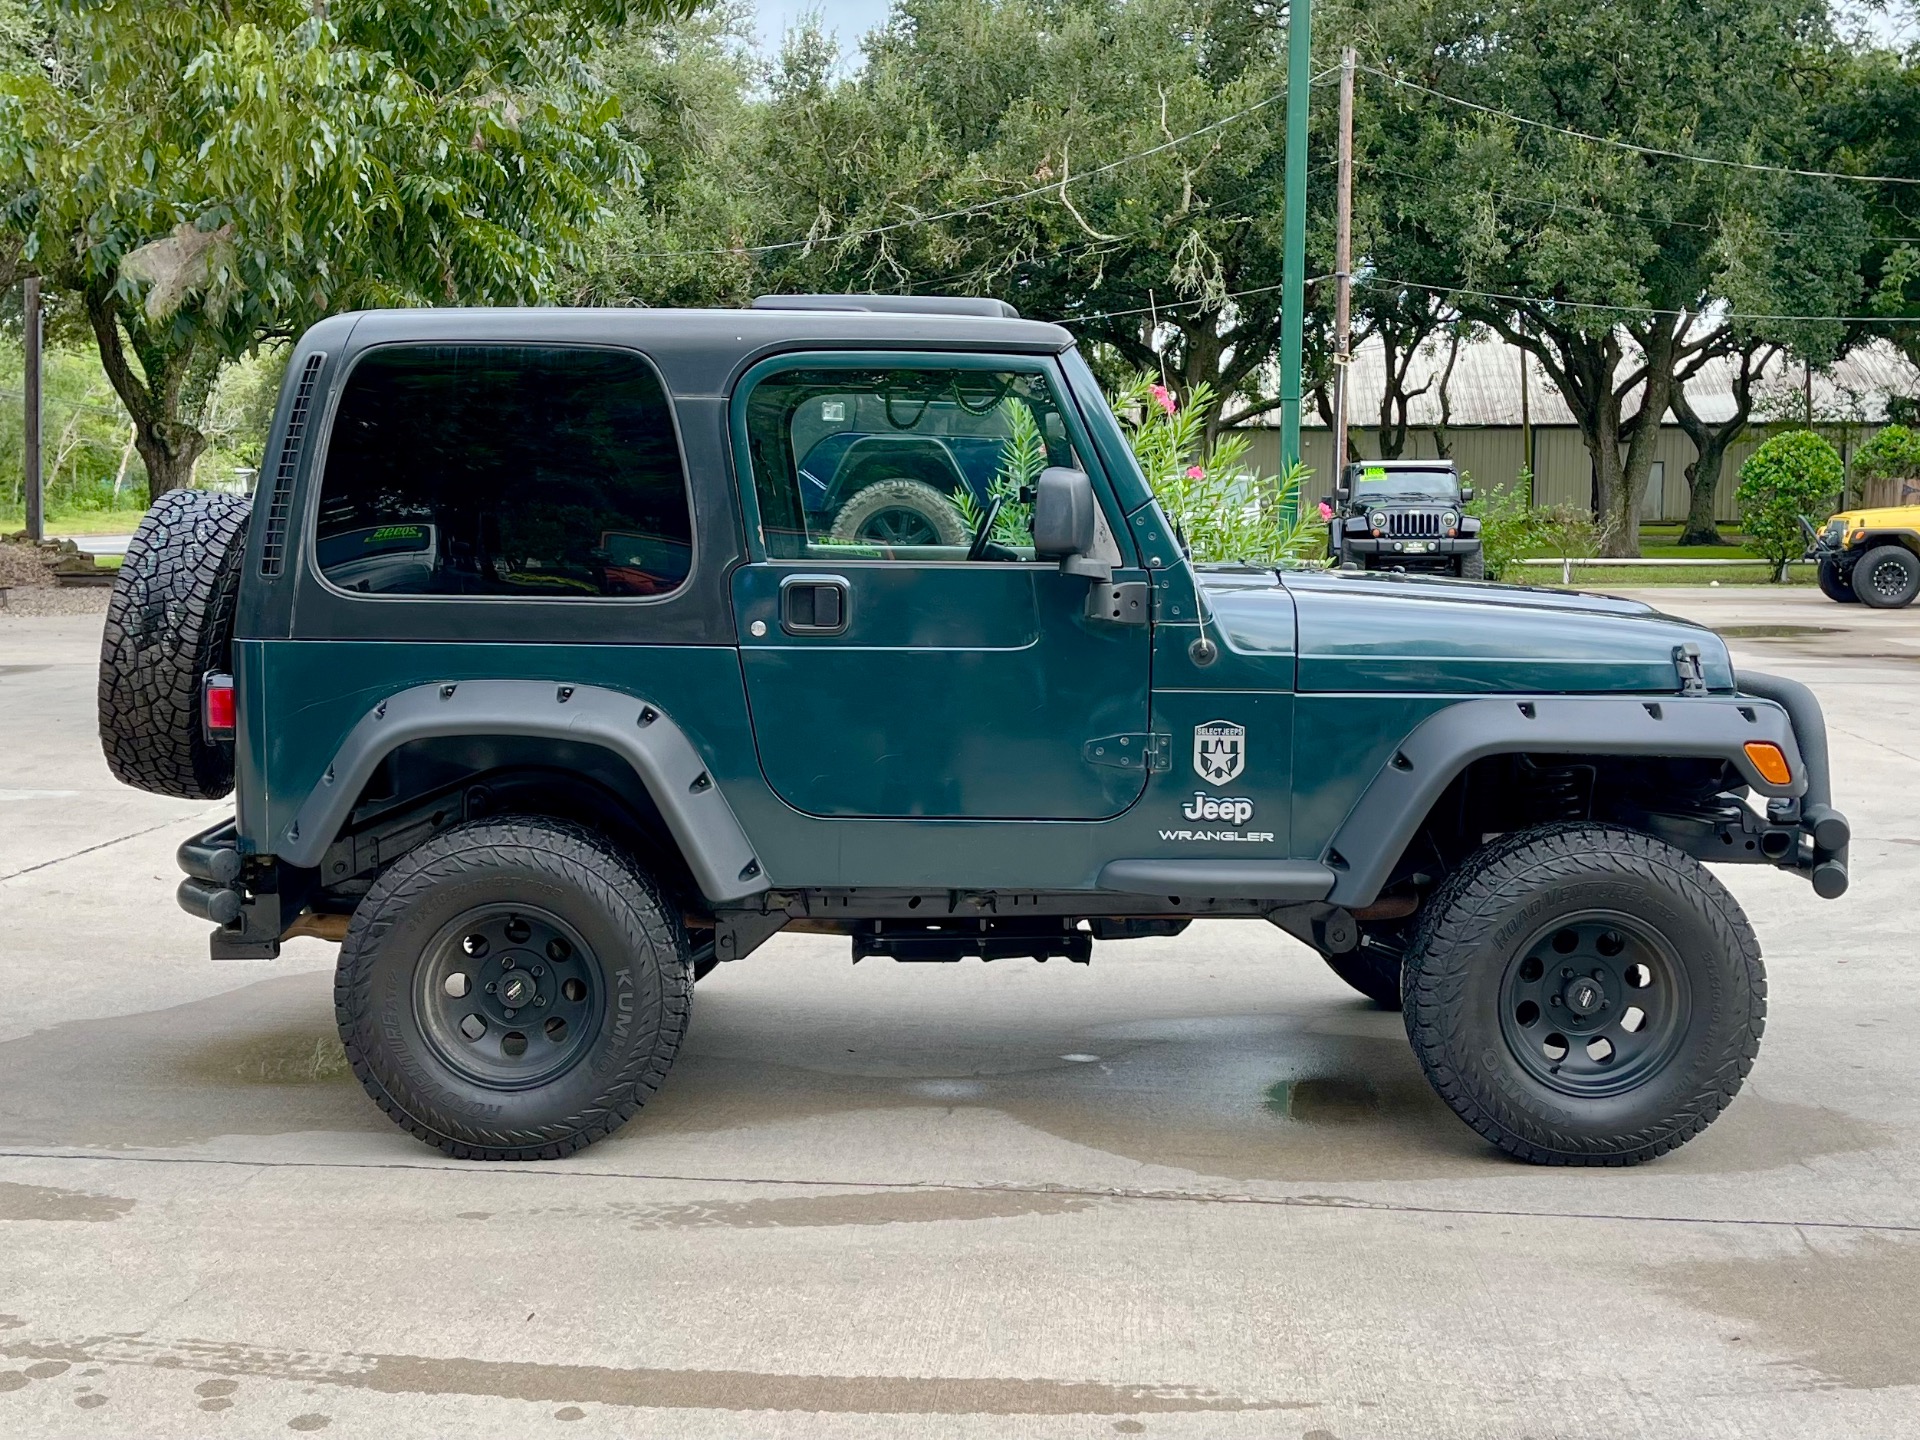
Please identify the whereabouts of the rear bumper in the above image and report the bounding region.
[175,819,310,958]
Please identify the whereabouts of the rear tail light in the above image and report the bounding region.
[203,673,236,739]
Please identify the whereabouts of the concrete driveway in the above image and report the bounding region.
[1,588,1916,1438]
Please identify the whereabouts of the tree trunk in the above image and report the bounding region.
[1669,343,1770,547]
[1678,441,1729,546]
[85,289,209,501]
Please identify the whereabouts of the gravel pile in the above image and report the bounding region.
[0,538,57,589]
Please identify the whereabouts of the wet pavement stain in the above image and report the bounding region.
[0,1183,133,1224]
[541,1189,1099,1230]
[0,969,1893,1180]
[0,1372,26,1392]
[287,1414,331,1431]
[1264,1078,1382,1126]
[180,1026,352,1087]
[1647,1233,1920,1390]
[0,1333,1314,1416]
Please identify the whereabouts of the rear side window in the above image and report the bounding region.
[314,345,693,598]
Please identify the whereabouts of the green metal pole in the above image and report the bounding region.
[1278,0,1311,475]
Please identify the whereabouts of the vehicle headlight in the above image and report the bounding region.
[1368,511,1387,530]
[1442,511,1459,529]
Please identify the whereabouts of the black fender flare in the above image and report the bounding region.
[275,680,768,904]
[1323,694,1806,908]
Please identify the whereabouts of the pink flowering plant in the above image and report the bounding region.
[1107,373,1324,566]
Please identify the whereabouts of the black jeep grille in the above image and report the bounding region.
[1385,509,1446,538]
[259,352,326,576]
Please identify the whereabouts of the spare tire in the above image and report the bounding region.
[828,479,969,548]
[99,487,253,798]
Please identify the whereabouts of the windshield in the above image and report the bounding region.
[1352,466,1458,501]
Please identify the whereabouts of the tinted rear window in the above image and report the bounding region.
[314,345,693,598]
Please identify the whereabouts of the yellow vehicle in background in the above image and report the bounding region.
[1805,506,1920,607]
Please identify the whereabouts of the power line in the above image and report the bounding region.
[1358,274,1917,325]
[1359,63,1920,188]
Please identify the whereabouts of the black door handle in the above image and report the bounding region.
[780,574,849,635]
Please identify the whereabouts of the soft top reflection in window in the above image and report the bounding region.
[315,345,693,598]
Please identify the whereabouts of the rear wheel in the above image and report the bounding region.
[1817,558,1858,603]
[829,479,968,548]
[1402,823,1763,1166]
[1854,544,1920,609]
[334,818,691,1160]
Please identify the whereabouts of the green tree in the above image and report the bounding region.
[1852,421,1920,502]
[1363,0,1869,555]
[1736,429,1844,575]
[1,0,692,497]
[583,0,1314,438]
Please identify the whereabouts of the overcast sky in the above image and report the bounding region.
[750,1,894,57]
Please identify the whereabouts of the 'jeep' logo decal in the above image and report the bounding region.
[1194,721,1245,786]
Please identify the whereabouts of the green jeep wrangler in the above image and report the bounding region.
[99,296,1850,1166]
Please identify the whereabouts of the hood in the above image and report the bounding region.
[1193,567,1732,694]
[1830,505,1920,531]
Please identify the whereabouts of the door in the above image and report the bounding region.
[731,355,1152,819]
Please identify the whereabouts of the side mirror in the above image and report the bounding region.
[1032,467,1103,576]
[1459,485,1475,504]
[1335,486,1351,503]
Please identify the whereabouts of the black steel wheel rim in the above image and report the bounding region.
[1868,556,1910,601]
[415,903,604,1089]
[861,508,940,546]
[1498,911,1692,1098]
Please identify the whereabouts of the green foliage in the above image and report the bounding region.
[952,397,1043,546]
[1853,423,1920,489]
[1,0,690,493]
[1467,472,1602,581]
[576,0,1300,429]
[1108,374,1322,565]
[1465,478,1535,582]
[1737,430,1845,573]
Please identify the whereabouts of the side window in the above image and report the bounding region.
[743,365,1083,561]
[314,345,693,598]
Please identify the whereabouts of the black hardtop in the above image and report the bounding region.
[307,305,1076,397]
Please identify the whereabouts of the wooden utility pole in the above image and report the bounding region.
[23,276,43,544]
[1520,337,1533,497]
[1330,46,1356,489]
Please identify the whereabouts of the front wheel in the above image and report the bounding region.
[1854,544,1920,609]
[1455,549,1485,580]
[334,818,692,1160]
[1402,823,1764,1166]
[1817,558,1858,603]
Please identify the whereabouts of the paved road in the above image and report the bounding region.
[1,588,1916,1438]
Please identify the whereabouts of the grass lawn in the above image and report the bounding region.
[1,506,152,536]
[1532,562,1813,588]
[1522,524,1766,562]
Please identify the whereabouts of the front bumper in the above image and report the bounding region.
[1342,536,1479,559]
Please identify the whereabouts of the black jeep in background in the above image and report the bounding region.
[1327,457,1484,578]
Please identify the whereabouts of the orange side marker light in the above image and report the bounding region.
[1743,741,1792,786]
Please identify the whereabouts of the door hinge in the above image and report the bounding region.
[1085,580,1150,625]
[1084,732,1171,772]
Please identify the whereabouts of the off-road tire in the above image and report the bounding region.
[1853,543,1920,609]
[1321,948,1401,1008]
[334,817,691,1160]
[829,478,969,548]
[1456,550,1485,580]
[1817,558,1858,603]
[1402,823,1764,1166]
[98,488,252,798]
